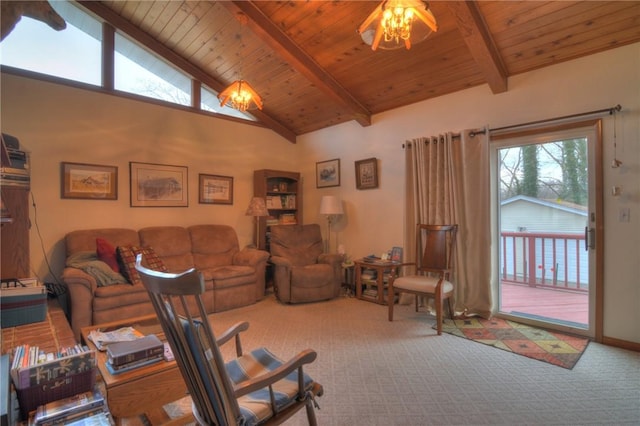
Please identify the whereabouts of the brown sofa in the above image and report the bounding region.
[269,224,343,303]
[61,225,270,339]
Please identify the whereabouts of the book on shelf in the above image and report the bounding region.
[106,334,163,367]
[266,195,296,210]
[105,355,163,375]
[33,389,105,425]
[279,213,297,224]
[265,195,282,209]
[10,345,95,389]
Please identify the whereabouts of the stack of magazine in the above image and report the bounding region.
[32,389,112,425]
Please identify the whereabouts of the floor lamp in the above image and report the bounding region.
[319,195,344,253]
[245,197,268,248]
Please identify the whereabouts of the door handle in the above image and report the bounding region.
[584,227,595,250]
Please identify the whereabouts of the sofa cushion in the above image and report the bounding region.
[189,225,239,269]
[139,226,195,272]
[117,245,168,285]
[200,265,255,289]
[291,264,334,288]
[270,225,324,267]
[96,238,119,272]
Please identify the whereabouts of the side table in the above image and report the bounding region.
[354,259,401,305]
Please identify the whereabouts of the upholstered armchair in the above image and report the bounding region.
[269,224,343,303]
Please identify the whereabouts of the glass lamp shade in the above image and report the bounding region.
[245,197,268,217]
[358,0,437,51]
[218,80,263,112]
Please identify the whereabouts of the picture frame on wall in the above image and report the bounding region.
[316,158,340,188]
[355,157,378,190]
[60,162,118,200]
[130,162,188,207]
[199,174,233,204]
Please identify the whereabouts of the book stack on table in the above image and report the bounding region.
[105,334,164,375]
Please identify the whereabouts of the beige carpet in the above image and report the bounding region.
[124,291,640,425]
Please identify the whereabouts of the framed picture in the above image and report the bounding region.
[130,162,188,207]
[391,246,403,262]
[316,158,340,188]
[355,157,378,189]
[199,174,233,204]
[60,162,117,200]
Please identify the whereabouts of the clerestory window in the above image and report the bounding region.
[0,0,254,122]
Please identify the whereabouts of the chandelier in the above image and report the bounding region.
[218,80,263,112]
[358,0,437,51]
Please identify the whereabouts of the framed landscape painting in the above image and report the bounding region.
[61,162,117,200]
[316,158,340,188]
[130,162,188,207]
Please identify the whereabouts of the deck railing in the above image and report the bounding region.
[501,231,588,293]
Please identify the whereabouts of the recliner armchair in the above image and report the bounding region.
[269,224,343,303]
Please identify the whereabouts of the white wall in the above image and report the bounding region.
[298,43,640,344]
[1,43,638,344]
[1,74,298,286]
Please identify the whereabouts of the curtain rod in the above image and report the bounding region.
[452,128,487,139]
[404,104,621,148]
[490,104,621,135]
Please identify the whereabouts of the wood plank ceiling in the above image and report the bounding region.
[77,1,640,143]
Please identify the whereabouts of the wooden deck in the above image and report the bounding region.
[500,283,588,326]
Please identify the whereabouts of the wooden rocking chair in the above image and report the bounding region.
[135,254,323,425]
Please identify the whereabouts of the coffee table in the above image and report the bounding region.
[81,315,192,425]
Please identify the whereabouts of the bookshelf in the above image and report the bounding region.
[253,170,302,251]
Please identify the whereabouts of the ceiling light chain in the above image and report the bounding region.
[218,13,263,112]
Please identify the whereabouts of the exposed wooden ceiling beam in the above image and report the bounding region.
[445,1,508,94]
[77,1,298,143]
[222,1,372,128]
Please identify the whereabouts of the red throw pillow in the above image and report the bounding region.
[96,238,119,272]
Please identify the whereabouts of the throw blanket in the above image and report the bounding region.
[67,251,127,286]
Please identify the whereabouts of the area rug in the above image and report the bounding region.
[440,317,589,369]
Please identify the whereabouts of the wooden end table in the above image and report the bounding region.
[81,315,192,425]
[354,259,401,305]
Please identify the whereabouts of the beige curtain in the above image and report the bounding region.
[403,130,492,317]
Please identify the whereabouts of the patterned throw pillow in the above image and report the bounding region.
[96,238,119,272]
[116,245,167,285]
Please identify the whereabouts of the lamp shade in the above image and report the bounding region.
[319,196,344,216]
[245,197,268,216]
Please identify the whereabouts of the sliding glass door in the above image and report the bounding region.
[491,121,602,338]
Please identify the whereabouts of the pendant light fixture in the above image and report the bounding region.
[358,0,438,51]
[218,80,263,112]
[218,13,263,112]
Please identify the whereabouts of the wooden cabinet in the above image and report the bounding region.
[0,187,30,279]
[1,135,30,280]
[253,170,302,251]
